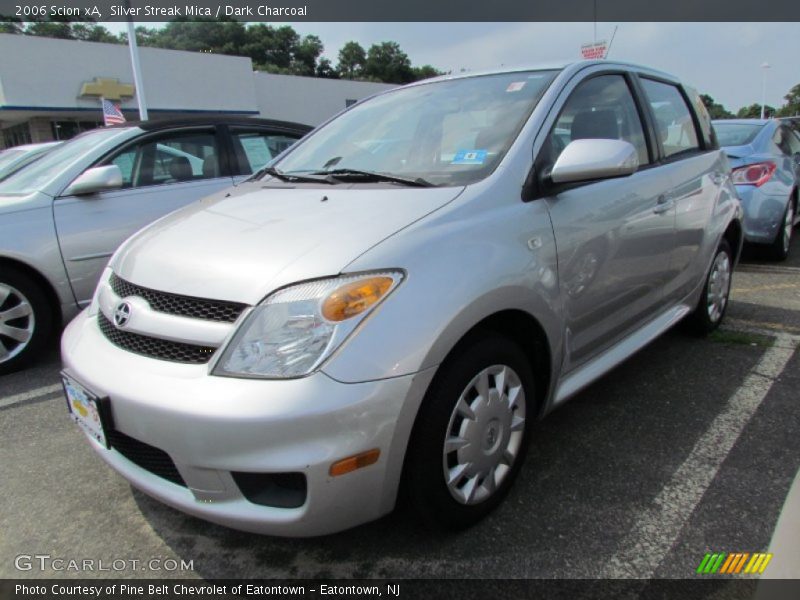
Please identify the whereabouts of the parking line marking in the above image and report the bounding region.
[598,332,797,579]
[0,383,63,410]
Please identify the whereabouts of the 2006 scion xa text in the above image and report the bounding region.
[62,60,743,536]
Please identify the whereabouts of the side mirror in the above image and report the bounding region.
[64,165,123,196]
[550,139,639,184]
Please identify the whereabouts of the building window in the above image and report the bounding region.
[51,120,103,141]
[2,123,32,148]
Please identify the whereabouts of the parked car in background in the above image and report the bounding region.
[62,61,742,536]
[0,117,311,373]
[713,119,800,260]
[0,141,61,183]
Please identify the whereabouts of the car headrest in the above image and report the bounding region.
[168,156,193,181]
[571,110,619,140]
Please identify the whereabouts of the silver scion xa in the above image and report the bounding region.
[62,61,743,536]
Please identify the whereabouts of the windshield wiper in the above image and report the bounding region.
[310,168,436,187]
[259,167,335,184]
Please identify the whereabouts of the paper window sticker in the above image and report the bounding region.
[506,81,526,92]
[451,150,488,165]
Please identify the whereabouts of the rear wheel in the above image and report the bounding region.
[405,333,535,530]
[0,268,52,375]
[768,200,794,261]
[687,239,733,335]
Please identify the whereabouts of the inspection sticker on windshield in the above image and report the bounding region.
[506,81,526,92]
[452,150,488,165]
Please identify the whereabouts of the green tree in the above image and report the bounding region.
[25,20,74,39]
[71,23,118,44]
[700,94,733,119]
[364,41,413,84]
[316,57,338,79]
[736,103,776,118]
[336,41,366,79]
[776,83,800,117]
[292,34,324,76]
[0,18,24,34]
[412,65,443,82]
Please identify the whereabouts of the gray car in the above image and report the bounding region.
[0,117,310,373]
[61,61,743,536]
[712,119,800,260]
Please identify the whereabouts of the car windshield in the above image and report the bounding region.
[713,122,764,147]
[274,70,558,187]
[0,128,130,195]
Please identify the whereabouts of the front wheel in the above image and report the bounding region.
[404,333,535,530]
[687,239,733,335]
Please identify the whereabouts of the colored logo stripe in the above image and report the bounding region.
[697,552,773,575]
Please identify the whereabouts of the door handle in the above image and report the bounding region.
[653,195,674,215]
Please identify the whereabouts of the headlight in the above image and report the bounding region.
[213,271,404,379]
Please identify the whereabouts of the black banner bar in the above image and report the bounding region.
[1,0,799,22]
[4,579,800,600]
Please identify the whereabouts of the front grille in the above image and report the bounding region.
[98,313,216,364]
[110,273,247,323]
[106,429,187,487]
[107,428,186,487]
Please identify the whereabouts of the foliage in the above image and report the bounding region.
[699,94,734,119]
[736,103,776,118]
[776,83,800,117]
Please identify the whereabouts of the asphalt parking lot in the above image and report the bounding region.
[1,237,799,582]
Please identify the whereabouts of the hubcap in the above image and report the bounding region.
[783,204,794,254]
[0,283,35,363]
[443,364,526,505]
[706,250,731,323]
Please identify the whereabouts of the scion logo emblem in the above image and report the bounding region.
[113,302,132,328]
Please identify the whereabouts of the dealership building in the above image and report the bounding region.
[0,33,394,149]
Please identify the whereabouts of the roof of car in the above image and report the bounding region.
[108,115,313,134]
[405,60,679,87]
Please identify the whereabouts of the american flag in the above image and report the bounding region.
[101,98,126,126]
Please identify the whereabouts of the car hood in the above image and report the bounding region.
[112,182,464,305]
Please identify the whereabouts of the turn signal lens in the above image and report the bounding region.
[322,277,394,322]
[731,162,776,187]
[329,449,381,477]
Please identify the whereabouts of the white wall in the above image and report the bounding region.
[254,72,395,126]
[0,34,258,114]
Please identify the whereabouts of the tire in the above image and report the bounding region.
[687,238,733,336]
[768,199,795,261]
[0,267,53,375]
[404,332,535,530]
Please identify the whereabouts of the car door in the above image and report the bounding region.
[53,127,235,305]
[638,78,731,303]
[228,126,307,184]
[537,72,677,372]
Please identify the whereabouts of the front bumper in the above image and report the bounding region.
[61,309,435,537]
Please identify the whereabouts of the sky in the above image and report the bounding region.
[108,22,799,112]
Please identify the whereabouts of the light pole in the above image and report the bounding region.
[760,62,770,119]
[124,0,148,121]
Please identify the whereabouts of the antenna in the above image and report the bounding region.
[605,25,619,59]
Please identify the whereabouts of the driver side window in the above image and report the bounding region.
[539,75,650,171]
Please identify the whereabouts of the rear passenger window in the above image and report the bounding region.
[640,79,701,159]
[106,130,221,188]
[541,74,650,169]
[231,129,303,175]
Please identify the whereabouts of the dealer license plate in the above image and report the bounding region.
[63,373,107,448]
